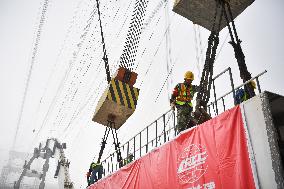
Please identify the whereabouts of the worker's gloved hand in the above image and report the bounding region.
[170,102,176,110]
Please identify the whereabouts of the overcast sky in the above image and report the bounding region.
[0,0,283,188]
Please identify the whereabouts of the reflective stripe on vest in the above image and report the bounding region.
[91,163,101,169]
[175,83,194,107]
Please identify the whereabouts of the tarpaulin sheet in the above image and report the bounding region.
[89,106,255,189]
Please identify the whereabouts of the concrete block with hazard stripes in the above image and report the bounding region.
[92,78,139,129]
[173,0,254,31]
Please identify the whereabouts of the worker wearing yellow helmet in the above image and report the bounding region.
[235,80,256,104]
[170,71,199,134]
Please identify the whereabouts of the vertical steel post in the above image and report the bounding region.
[155,120,158,147]
[111,156,113,172]
[163,114,166,143]
[107,162,109,173]
[228,67,236,105]
[212,79,218,115]
[139,132,142,157]
[256,77,261,93]
[127,141,129,158]
[133,137,136,159]
[146,126,149,153]
[173,110,176,136]
[222,97,226,111]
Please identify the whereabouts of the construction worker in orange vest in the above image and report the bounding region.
[170,71,199,134]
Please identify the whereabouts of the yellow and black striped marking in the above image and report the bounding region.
[107,79,139,109]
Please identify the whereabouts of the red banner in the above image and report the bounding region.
[89,106,255,189]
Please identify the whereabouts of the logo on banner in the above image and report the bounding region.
[177,144,208,184]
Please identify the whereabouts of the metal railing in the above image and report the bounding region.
[100,109,177,176]
[99,68,267,177]
[208,68,267,116]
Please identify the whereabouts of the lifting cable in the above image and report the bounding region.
[95,0,111,83]
[96,121,123,168]
[196,0,255,119]
[94,0,149,167]
[196,0,223,111]
[94,0,122,165]
[221,1,255,98]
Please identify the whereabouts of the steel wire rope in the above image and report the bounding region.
[154,47,184,102]
[58,54,124,144]
[193,24,202,79]
[138,14,178,89]
[52,0,130,130]
[54,55,94,128]
[53,42,101,127]
[61,76,106,140]
[67,76,128,165]
[60,63,121,148]
[34,0,112,131]
[215,32,229,61]
[64,74,113,154]
[88,122,133,164]
[60,58,117,139]
[53,0,135,139]
[52,1,112,130]
[60,49,123,142]
[18,0,49,140]
[45,0,145,162]
[37,3,94,139]
[165,0,173,102]
[29,0,86,141]
[52,0,140,140]
[12,0,51,150]
[48,53,104,140]
[57,55,104,129]
[197,26,204,76]
[31,14,96,145]
[143,0,169,29]
[114,0,135,39]
[133,1,169,72]
[133,2,174,73]
[30,0,107,146]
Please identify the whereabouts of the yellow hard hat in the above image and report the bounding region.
[184,71,194,80]
[250,80,256,89]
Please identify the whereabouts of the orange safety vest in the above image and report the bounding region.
[175,83,195,106]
